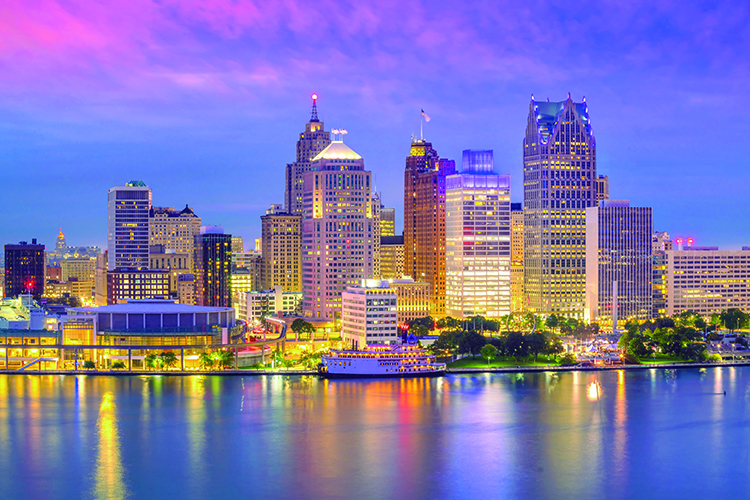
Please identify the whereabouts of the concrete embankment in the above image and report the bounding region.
[3,361,750,377]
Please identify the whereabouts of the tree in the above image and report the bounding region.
[198,352,215,370]
[720,309,746,332]
[436,317,460,330]
[457,331,486,356]
[545,335,565,357]
[159,351,178,370]
[409,316,435,330]
[480,344,498,366]
[409,324,430,336]
[680,342,708,362]
[504,332,529,361]
[558,353,577,365]
[526,332,548,363]
[695,316,707,331]
[628,336,652,358]
[211,350,234,370]
[291,318,316,339]
[111,361,126,370]
[545,314,559,333]
[83,360,96,369]
[145,353,160,371]
[430,331,457,353]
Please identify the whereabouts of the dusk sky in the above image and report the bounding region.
[2,0,749,251]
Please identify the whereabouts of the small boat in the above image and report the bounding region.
[318,336,446,378]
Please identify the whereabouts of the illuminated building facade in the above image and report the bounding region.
[380,236,405,280]
[511,203,525,312]
[380,207,395,237]
[231,236,244,254]
[667,248,750,316]
[404,139,455,317]
[284,95,332,215]
[149,205,201,268]
[372,194,381,279]
[237,286,302,323]
[61,258,96,300]
[4,240,45,299]
[585,201,653,327]
[341,280,398,348]
[596,175,609,200]
[302,137,374,320]
[47,228,100,265]
[108,181,151,271]
[194,230,233,307]
[446,150,511,318]
[389,277,430,324]
[261,205,302,293]
[149,246,191,293]
[523,95,597,318]
[652,231,672,318]
[106,270,170,304]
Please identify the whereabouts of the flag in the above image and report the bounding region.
[421,109,430,122]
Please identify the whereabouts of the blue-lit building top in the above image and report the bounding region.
[462,150,494,174]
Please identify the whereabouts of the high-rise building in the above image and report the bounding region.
[652,231,672,318]
[149,245,191,294]
[108,181,151,271]
[231,236,244,255]
[194,229,233,307]
[389,277,430,325]
[446,150,511,318]
[404,139,455,318]
[61,258,96,300]
[149,205,201,262]
[511,203,525,312]
[523,95,597,318]
[667,248,750,316]
[372,193,381,279]
[284,95,332,215]
[380,235,405,280]
[585,201,653,328]
[341,280,398,348]
[380,207,396,237]
[261,204,302,293]
[302,135,374,320]
[596,175,609,200]
[4,240,45,299]
[106,270,170,304]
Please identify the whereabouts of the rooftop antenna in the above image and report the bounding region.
[310,93,319,122]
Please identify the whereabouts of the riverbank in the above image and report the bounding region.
[3,359,750,376]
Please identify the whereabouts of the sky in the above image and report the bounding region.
[1,0,749,252]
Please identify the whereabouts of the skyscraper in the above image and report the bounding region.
[380,235,405,280]
[380,207,396,237]
[372,193,381,279]
[510,203,525,312]
[596,175,609,201]
[108,181,152,271]
[302,135,374,320]
[284,94,332,215]
[194,229,233,307]
[446,150,511,318]
[4,240,45,299]
[261,204,302,293]
[523,95,597,318]
[149,205,201,271]
[652,231,672,318]
[585,200,653,328]
[403,139,455,317]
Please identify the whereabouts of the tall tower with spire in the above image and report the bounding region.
[55,228,66,253]
[284,94,332,215]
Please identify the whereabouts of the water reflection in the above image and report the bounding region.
[91,392,128,500]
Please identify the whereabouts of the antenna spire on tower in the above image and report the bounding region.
[310,93,320,122]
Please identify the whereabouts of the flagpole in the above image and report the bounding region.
[420,113,423,141]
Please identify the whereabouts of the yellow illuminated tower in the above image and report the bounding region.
[523,94,597,318]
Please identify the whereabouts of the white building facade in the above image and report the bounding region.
[668,248,750,316]
[341,280,398,348]
[237,286,302,323]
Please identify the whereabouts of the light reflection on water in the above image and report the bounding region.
[0,369,749,499]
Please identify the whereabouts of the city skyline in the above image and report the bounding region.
[2,1,749,251]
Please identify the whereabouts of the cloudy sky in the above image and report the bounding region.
[2,0,749,251]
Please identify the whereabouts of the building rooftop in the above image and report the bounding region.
[381,235,404,245]
[312,140,362,161]
[69,299,233,314]
[532,95,592,145]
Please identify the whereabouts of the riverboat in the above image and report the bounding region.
[318,337,446,378]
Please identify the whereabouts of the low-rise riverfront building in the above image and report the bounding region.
[341,280,398,348]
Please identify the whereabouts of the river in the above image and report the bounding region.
[0,368,748,499]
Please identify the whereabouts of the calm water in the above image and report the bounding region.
[1,368,749,499]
